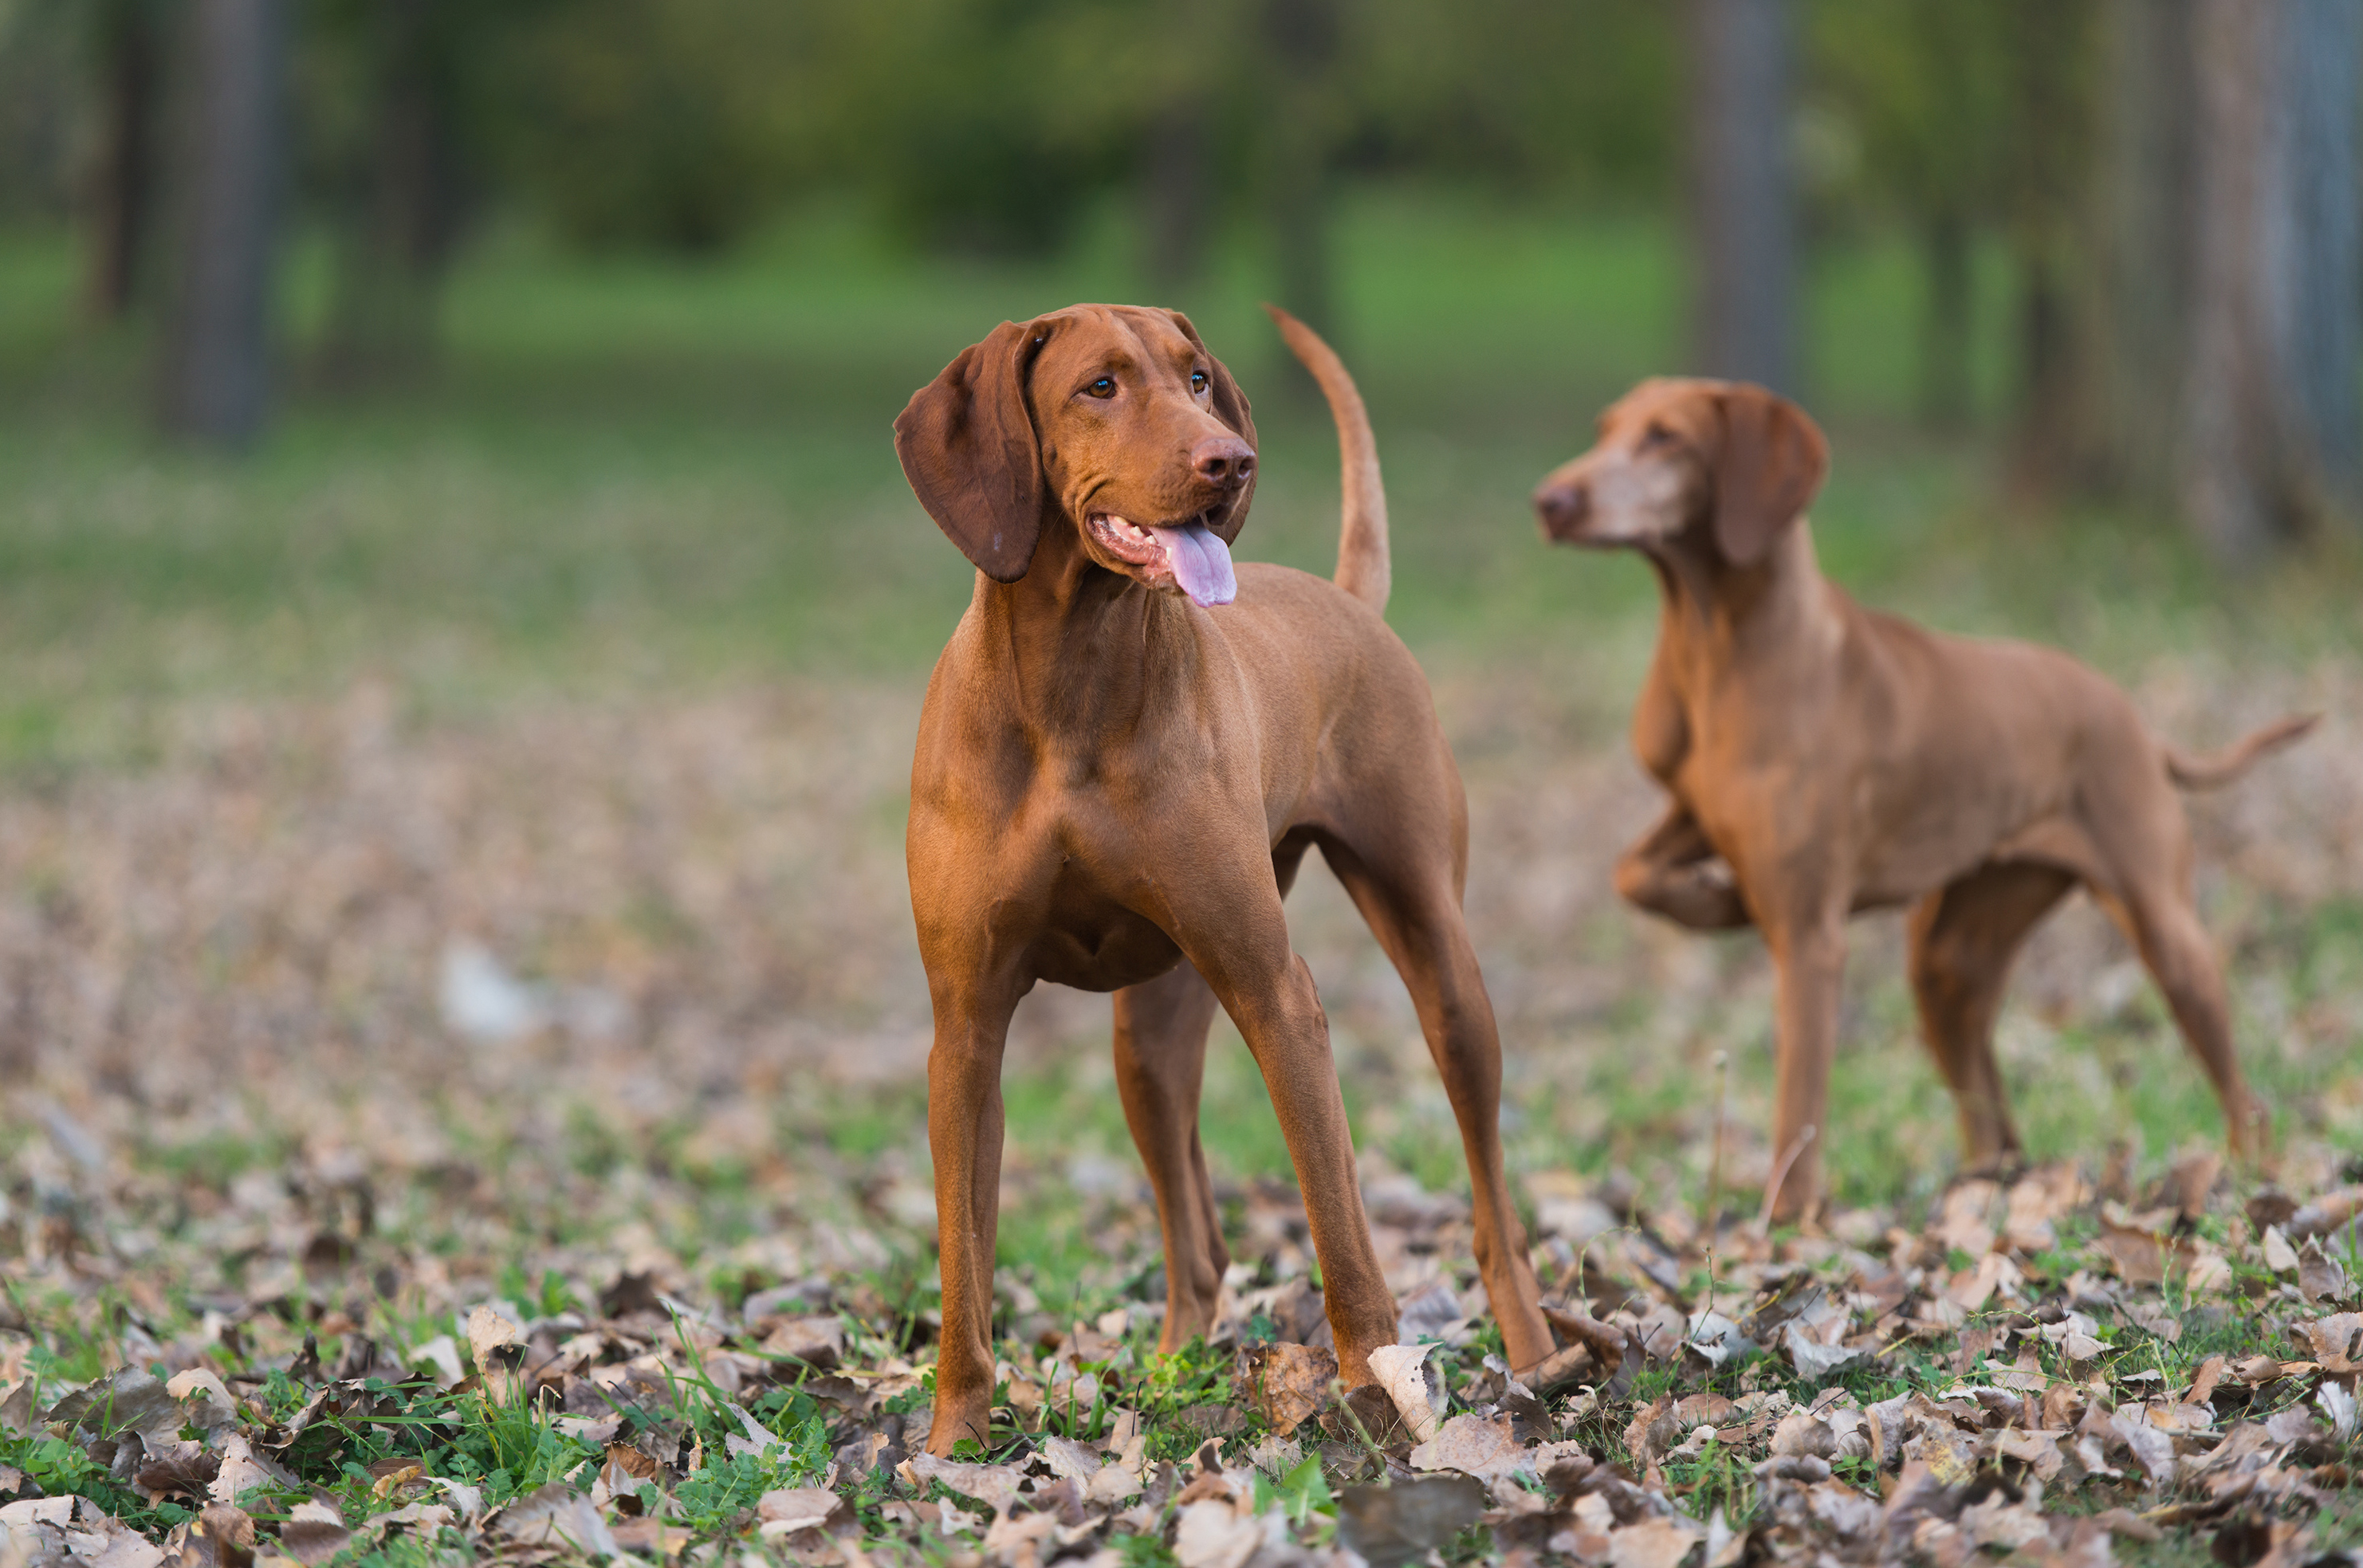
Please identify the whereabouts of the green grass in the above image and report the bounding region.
[2,187,2353,768]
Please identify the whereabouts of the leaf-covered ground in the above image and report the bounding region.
[0,655,2358,1567]
[10,1130,2363,1568]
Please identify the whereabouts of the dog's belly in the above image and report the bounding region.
[1028,900,1185,992]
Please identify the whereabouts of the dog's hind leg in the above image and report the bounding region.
[1906,861,2075,1173]
[2098,876,2257,1157]
[1319,836,1555,1374]
[1112,961,1231,1352]
[2080,760,2259,1156]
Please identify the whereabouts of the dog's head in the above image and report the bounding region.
[894,305,1258,607]
[1532,378,1827,568]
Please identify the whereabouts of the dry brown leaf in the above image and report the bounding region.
[1934,1181,2000,1257]
[898,1452,1027,1515]
[1409,1413,1527,1482]
[1235,1342,1337,1437]
[465,1304,519,1370]
[1608,1515,1704,1568]
[2095,1218,2166,1286]
[2286,1188,2363,1240]
[2300,1241,2349,1304]
[757,1316,845,1368]
[163,1370,238,1430]
[486,1482,622,1555]
[276,1502,349,1567]
[2298,1313,2363,1373]
[1335,1475,1486,1568]
[134,1445,222,1499]
[1367,1342,1445,1443]
[756,1487,845,1534]
[179,1504,256,1568]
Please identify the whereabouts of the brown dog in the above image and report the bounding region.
[894,305,1552,1454]
[1534,378,2316,1223]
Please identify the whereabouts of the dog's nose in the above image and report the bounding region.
[1193,437,1256,486]
[1534,481,1589,536]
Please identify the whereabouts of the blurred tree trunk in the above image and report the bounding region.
[159,0,287,446]
[1142,105,1207,294]
[1909,7,1976,430]
[322,0,465,383]
[1997,0,2099,493]
[2282,0,2362,506]
[1686,0,1793,391]
[1917,210,1971,429]
[2094,0,2196,497]
[83,0,164,321]
[2184,0,2361,556]
[1264,0,1340,379]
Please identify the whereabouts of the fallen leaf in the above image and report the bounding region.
[1786,1321,1864,1381]
[44,1368,186,1448]
[486,1482,621,1556]
[1610,1515,1705,1568]
[1409,1413,1527,1482]
[756,1487,844,1533]
[407,1335,463,1389]
[466,1304,519,1370]
[2298,1314,2363,1373]
[277,1502,350,1566]
[2095,1219,2165,1287]
[179,1503,256,1568]
[1174,1499,1271,1568]
[757,1315,845,1368]
[1335,1476,1487,1568]
[898,1452,1027,1515]
[2300,1241,2348,1304]
[164,1370,238,1430]
[1367,1342,1445,1442]
[1236,1342,1336,1437]
[134,1445,222,1499]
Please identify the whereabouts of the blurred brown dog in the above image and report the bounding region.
[894,305,1551,1456]
[1535,378,2315,1222]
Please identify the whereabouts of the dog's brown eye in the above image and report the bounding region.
[1085,376,1117,399]
[1190,370,1209,395]
[1639,422,1674,450]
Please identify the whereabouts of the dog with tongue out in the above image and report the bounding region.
[892,305,1555,1459]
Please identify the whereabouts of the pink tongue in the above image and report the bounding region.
[1160,521,1237,607]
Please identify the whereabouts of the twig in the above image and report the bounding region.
[1703,1051,1729,1303]
[1704,1051,1730,1239]
[1754,1124,1817,1242]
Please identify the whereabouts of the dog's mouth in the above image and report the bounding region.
[1086,509,1237,608]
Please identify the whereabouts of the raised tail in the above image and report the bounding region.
[2164,713,2320,790]
[1264,304,1390,614]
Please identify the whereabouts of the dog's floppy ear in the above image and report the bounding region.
[1711,385,1828,568]
[1167,310,1258,543]
[894,319,1054,582]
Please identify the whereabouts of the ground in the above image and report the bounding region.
[0,192,2360,1565]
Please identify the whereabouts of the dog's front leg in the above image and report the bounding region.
[1184,910,1398,1386]
[1764,907,1847,1225]
[1614,804,1752,930]
[923,974,1024,1456]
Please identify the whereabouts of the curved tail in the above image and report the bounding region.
[1264,304,1390,614]
[2164,713,2320,790]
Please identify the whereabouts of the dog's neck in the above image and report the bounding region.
[964,514,1205,738]
[1645,516,1836,692]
